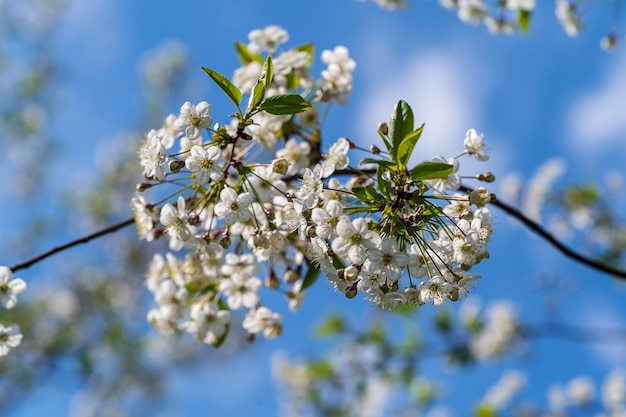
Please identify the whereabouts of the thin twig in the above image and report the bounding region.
[9,217,135,273]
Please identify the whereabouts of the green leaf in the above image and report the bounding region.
[474,404,498,417]
[202,67,242,109]
[410,161,453,181]
[259,94,311,115]
[388,100,415,162]
[263,53,273,88]
[316,314,345,337]
[397,123,424,168]
[235,41,263,65]
[517,9,532,34]
[248,78,266,113]
[301,265,320,291]
[360,157,396,170]
[377,164,393,196]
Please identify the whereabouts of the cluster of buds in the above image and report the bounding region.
[133,26,495,347]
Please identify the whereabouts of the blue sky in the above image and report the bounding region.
[7,0,626,415]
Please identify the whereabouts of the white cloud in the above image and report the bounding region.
[566,54,626,152]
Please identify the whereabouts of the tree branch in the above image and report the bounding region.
[7,169,626,280]
[458,185,626,280]
[9,217,135,273]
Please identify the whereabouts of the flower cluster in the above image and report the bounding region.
[433,0,619,50]
[0,266,26,356]
[133,26,494,346]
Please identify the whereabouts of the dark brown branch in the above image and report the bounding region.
[9,217,135,273]
[458,185,626,280]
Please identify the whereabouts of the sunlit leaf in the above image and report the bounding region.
[201,67,242,109]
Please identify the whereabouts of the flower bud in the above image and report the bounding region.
[265,271,280,289]
[378,122,388,136]
[448,287,459,302]
[370,145,381,155]
[136,182,153,192]
[477,172,495,182]
[189,214,200,226]
[345,282,358,299]
[344,265,360,281]
[168,160,185,173]
[284,269,300,284]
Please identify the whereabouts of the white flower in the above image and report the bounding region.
[483,370,527,410]
[332,218,381,265]
[280,200,307,240]
[464,128,489,161]
[311,199,346,239]
[555,0,583,37]
[425,156,460,194]
[418,276,454,305]
[183,302,230,345]
[0,267,26,309]
[367,238,409,282]
[275,138,311,176]
[505,0,535,10]
[457,0,488,25]
[185,145,224,185]
[371,0,410,10]
[245,166,286,203]
[160,196,197,251]
[173,101,212,140]
[242,306,283,338]
[320,137,350,178]
[0,323,23,356]
[131,193,156,241]
[320,46,356,104]
[220,274,262,310]
[296,166,324,208]
[214,187,255,226]
[139,132,168,181]
[485,17,515,35]
[274,50,310,75]
[247,25,289,54]
[221,253,259,277]
[602,369,626,410]
[566,376,595,406]
[232,61,263,94]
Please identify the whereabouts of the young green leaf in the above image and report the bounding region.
[301,264,320,291]
[248,78,266,114]
[263,53,273,88]
[360,157,396,170]
[259,94,311,115]
[388,100,415,162]
[397,123,424,168]
[234,41,263,65]
[410,161,453,181]
[517,9,532,34]
[201,67,242,109]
